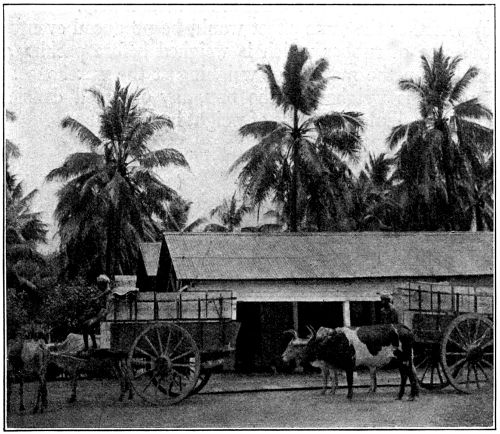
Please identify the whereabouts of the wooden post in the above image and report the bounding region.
[343,301,351,327]
[153,291,158,320]
[292,302,299,331]
[418,285,422,311]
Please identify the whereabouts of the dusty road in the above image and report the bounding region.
[7,376,494,429]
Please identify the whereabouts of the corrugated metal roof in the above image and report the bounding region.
[139,242,162,276]
[163,232,494,281]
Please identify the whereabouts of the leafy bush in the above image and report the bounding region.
[6,288,30,340]
[40,281,103,342]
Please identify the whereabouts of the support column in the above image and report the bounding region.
[343,301,351,327]
[292,302,299,331]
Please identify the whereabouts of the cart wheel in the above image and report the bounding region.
[413,342,449,390]
[441,313,493,394]
[190,369,212,395]
[127,323,201,405]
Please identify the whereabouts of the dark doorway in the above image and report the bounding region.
[235,302,294,372]
[235,302,262,372]
[297,302,343,336]
[350,301,378,326]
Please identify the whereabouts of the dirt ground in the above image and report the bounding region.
[6,374,494,429]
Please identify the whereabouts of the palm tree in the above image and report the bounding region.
[351,153,400,231]
[162,196,207,232]
[47,79,189,278]
[6,111,47,293]
[387,47,493,230]
[208,192,251,232]
[231,44,364,232]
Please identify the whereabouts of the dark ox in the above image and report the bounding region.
[304,324,419,400]
[282,327,377,395]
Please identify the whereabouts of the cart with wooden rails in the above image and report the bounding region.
[100,289,240,405]
[395,282,493,393]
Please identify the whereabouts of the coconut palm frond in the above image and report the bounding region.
[314,111,365,134]
[127,115,174,151]
[399,78,425,96]
[386,121,425,150]
[298,139,325,175]
[6,110,17,122]
[6,139,20,159]
[238,121,282,139]
[257,64,284,108]
[450,66,479,103]
[183,217,208,233]
[457,119,493,154]
[61,117,102,150]
[229,127,286,173]
[454,98,493,120]
[366,153,393,187]
[301,58,329,114]
[138,148,189,169]
[86,87,106,110]
[283,44,310,113]
[46,152,103,181]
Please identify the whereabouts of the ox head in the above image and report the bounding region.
[281,327,316,364]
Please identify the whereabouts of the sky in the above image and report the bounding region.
[5,5,494,251]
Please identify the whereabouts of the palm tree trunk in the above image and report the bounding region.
[475,202,485,231]
[290,108,300,232]
[105,207,115,278]
[105,204,121,279]
[436,119,457,230]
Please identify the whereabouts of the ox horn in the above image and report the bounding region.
[283,329,298,339]
[306,325,316,339]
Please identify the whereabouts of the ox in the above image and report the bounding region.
[49,334,133,403]
[7,337,49,413]
[304,324,419,400]
[282,327,378,395]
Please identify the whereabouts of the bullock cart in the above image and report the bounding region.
[395,282,493,393]
[99,289,240,405]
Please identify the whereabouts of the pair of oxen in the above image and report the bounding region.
[282,324,420,400]
[7,334,132,414]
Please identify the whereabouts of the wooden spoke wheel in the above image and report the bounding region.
[413,342,449,390]
[189,369,212,396]
[441,313,493,394]
[127,323,201,405]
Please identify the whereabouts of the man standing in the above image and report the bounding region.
[380,294,399,324]
[81,274,113,351]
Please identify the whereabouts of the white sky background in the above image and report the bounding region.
[5,5,494,251]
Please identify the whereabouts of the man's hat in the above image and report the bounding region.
[97,274,111,283]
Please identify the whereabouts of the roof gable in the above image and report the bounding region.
[139,242,162,276]
[163,232,494,281]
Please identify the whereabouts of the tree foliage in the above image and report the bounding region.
[387,47,493,230]
[232,44,364,231]
[47,79,189,279]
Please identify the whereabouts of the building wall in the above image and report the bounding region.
[186,275,492,372]
[187,275,492,302]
